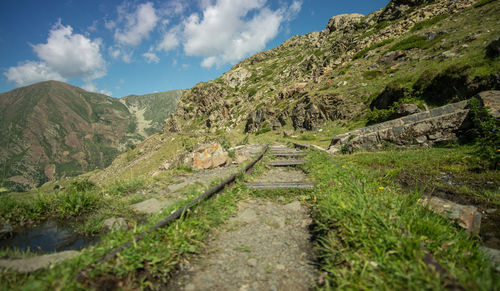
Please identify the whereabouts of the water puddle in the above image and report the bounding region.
[0,220,98,254]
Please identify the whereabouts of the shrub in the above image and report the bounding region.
[389,35,428,51]
[353,38,394,60]
[410,14,448,32]
[468,98,500,169]
[474,0,496,8]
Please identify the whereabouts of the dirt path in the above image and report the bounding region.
[168,144,318,290]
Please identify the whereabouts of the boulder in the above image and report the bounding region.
[419,196,481,234]
[283,130,294,137]
[185,143,231,170]
[222,68,251,88]
[378,0,434,22]
[326,14,364,33]
[397,104,421,116]
[103,218,128,232]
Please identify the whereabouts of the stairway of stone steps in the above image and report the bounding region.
[246,144,314,190]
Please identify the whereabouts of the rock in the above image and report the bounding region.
[378,50,406,66]
[186,143,231,170]
[419,196,482,234]
[163,116,181,133]
[398,104,421,116]
[0,250,79,273]
[326,14,364,33]
[132,198,173,214]
[0,221,13,239]
[103,217,128,232]
[283,130,294,137]
[247,258,257,267]
[479,247,500,272]
[378,0,434,21]
[476,91,500,118]
[222,68,251,88]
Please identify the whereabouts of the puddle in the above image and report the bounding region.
[0,220,98,254]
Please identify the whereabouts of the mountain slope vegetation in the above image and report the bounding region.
[0,81,182,191]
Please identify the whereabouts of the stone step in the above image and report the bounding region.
[267,160,305,166]
[245,182,315,189]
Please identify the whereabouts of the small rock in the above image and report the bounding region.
[397,104,421,116]
[485,209,497,214]
[132,198,172,214]
[185,283,196,291]
[276,264,285,271]
[247,258,257,267]
[283,130,294,137]
[0,221,13,239]
[103,218,128,232]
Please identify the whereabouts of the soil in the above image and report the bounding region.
[167,200,317,291]
[167,144,318,290]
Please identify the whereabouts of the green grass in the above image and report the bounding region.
[353,38,394,60]
[474,0,497,8]
[389,35,430,51]
[411,14,449,32]
[304,150,499,289]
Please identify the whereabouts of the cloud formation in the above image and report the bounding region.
[182,0,302,67]
[4,21,106,87]
[142,50,160,64]
[114,2,159,46]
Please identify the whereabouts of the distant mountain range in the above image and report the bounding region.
[0,81,183,191]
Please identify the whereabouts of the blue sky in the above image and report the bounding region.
[0,0,389,97]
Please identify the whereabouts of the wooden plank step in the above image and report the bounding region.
[245,182,315,189]
[271,152,305,157]
[267,160,305,166]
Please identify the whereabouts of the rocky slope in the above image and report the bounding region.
[121,90,184,136]
[0,81,182,191]
[164,0,500,136]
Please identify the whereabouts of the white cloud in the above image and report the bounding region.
[4,21,106,87]
[157,29,180,53]
[82,82,112,96]
[114,2,159,46]
[88,20,98,32]
[32,21,106,81]
[4,61,66,86]
[108,46,133,63]
[142,50,160,64]
[182,0,302,67]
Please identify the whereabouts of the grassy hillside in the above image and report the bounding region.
[0,81,142,191]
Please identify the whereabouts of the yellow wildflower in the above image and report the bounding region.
[378,186,385,190]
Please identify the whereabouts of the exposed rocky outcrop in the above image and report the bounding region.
[325,14,364,33]
[103,217,128,232]
[329,99,472,153]
[0,250,79,273]
[379,0,435,21]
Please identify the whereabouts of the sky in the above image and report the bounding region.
[0,0,389,97]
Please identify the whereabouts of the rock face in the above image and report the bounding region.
[398,104,422,117]
[326,14,364,33]
[185,143,231,170]
[329,100,471,153]
[477,90,500,118]
[245,109,287,133]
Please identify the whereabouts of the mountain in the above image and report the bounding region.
[164,0,499,136]
[0,81,182,191]
[121,90,184,136]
